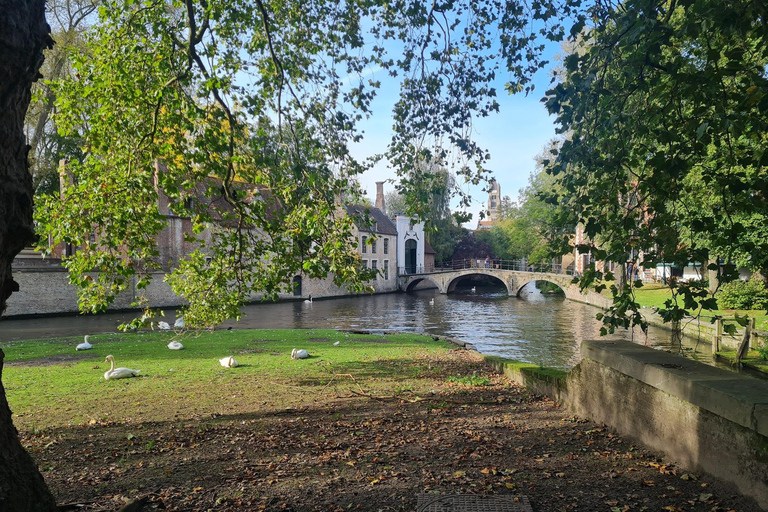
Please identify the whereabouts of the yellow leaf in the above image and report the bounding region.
[505,483,515,489]
[453,470,466,478]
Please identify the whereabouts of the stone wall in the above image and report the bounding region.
[489,341,768,509]
[6,266,398,317]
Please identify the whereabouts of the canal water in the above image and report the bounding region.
[0,283,713,370]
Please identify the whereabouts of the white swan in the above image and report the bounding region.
[304,295,313,304]
[291,348,309,359]
[429,298,435,305]
[167,340,184,350]
[471,286,476,293]
[157,321,171,330]
[219,356,238,368]
[174,316,185,329]
[332,341,340,346]
[76,335,93,351]
[103,355,140,380]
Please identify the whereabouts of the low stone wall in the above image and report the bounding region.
[490,341,768,509]
[6,267,399,317]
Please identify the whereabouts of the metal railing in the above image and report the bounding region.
[400,259,573,275]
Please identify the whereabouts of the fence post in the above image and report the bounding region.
[736,317,755,363]
[713,318,722,353]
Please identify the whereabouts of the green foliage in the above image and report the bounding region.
[446,373,491,386]
[481,141,572,263]
[718,278,768,311]
[36,0,583,327]
[545,0,768,331]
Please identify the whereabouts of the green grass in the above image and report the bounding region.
[0,329,456,431]
[601,282,768,332]
[446,373,491,386]
[716,349,768,373]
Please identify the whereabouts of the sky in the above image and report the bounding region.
[349,44,564,228]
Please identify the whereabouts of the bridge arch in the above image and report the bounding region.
[403,275,443,293]
[513,277,566,298]
[445,271,511,295]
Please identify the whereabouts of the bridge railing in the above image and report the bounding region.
[424,259,573,275]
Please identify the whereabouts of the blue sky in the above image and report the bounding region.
[349,44,564,227]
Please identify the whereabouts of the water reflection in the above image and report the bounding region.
[0,284,714,370]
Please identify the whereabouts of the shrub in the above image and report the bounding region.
[718,277,768,310]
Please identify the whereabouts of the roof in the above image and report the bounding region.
[344,205,398,236]
[424,240,436,255]
[476,219,494,230]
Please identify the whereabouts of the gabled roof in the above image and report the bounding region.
[424,240,436,255]
[344,205,398,236]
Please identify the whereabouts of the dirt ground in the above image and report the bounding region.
[25,358,760,512]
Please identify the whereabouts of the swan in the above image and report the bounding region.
[304,295,313,304]
[219,356,238,368]
[429,298,435,305]
[332,341,340,346]
[76,335,93,351]
[174,316,185,329]
[157,321,171,330]
[103,355,140,380]
[471,286,476,293]
[291,348,309,359]
[167,340,184,350]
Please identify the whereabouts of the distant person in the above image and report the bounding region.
[485,255,490,268]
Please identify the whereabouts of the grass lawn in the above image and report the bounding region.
[0,329,760,511]
[598,282,768,332]
[1,329,458,431]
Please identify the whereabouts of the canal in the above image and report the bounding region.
[0,282,712,370]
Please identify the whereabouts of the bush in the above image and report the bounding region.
[718,277,768,310]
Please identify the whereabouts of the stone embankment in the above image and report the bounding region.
[490,341,768,509]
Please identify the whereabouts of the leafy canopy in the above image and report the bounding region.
[36,0,582,327]
[545,0,768,332]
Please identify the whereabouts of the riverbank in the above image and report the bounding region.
[1,329,759,511]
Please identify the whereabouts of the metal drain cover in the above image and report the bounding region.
[416,494,533,512]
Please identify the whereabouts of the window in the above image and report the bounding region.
[372,260,377,273]
[362,259,368,269]
[371,238,377,254]
[292,276,302,296]
[384,260,389,280]
[383,238,389,255]
[361,235,367,254]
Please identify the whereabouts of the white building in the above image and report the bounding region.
[396,216,427,274]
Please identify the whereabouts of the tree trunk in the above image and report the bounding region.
[0,1,57,510]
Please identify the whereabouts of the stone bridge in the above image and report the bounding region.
[398,268,609,305]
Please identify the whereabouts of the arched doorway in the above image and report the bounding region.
[405,239,417,274]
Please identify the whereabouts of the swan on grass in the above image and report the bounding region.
[103,355,140,380]
[219,356,238,368]
[174,316,185,329]
[167,340,184,350]
[157,321,171,330]
[291,348,309,360]
[76,335,93,351]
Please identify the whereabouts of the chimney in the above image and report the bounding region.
[375,181,385,210]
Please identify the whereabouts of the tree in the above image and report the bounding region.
[452,231,494,261]
[25,0,95,195]
[545,0,768,331]
[34,0,583,328]
[0,2,58,510]
[481,141,570,263]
